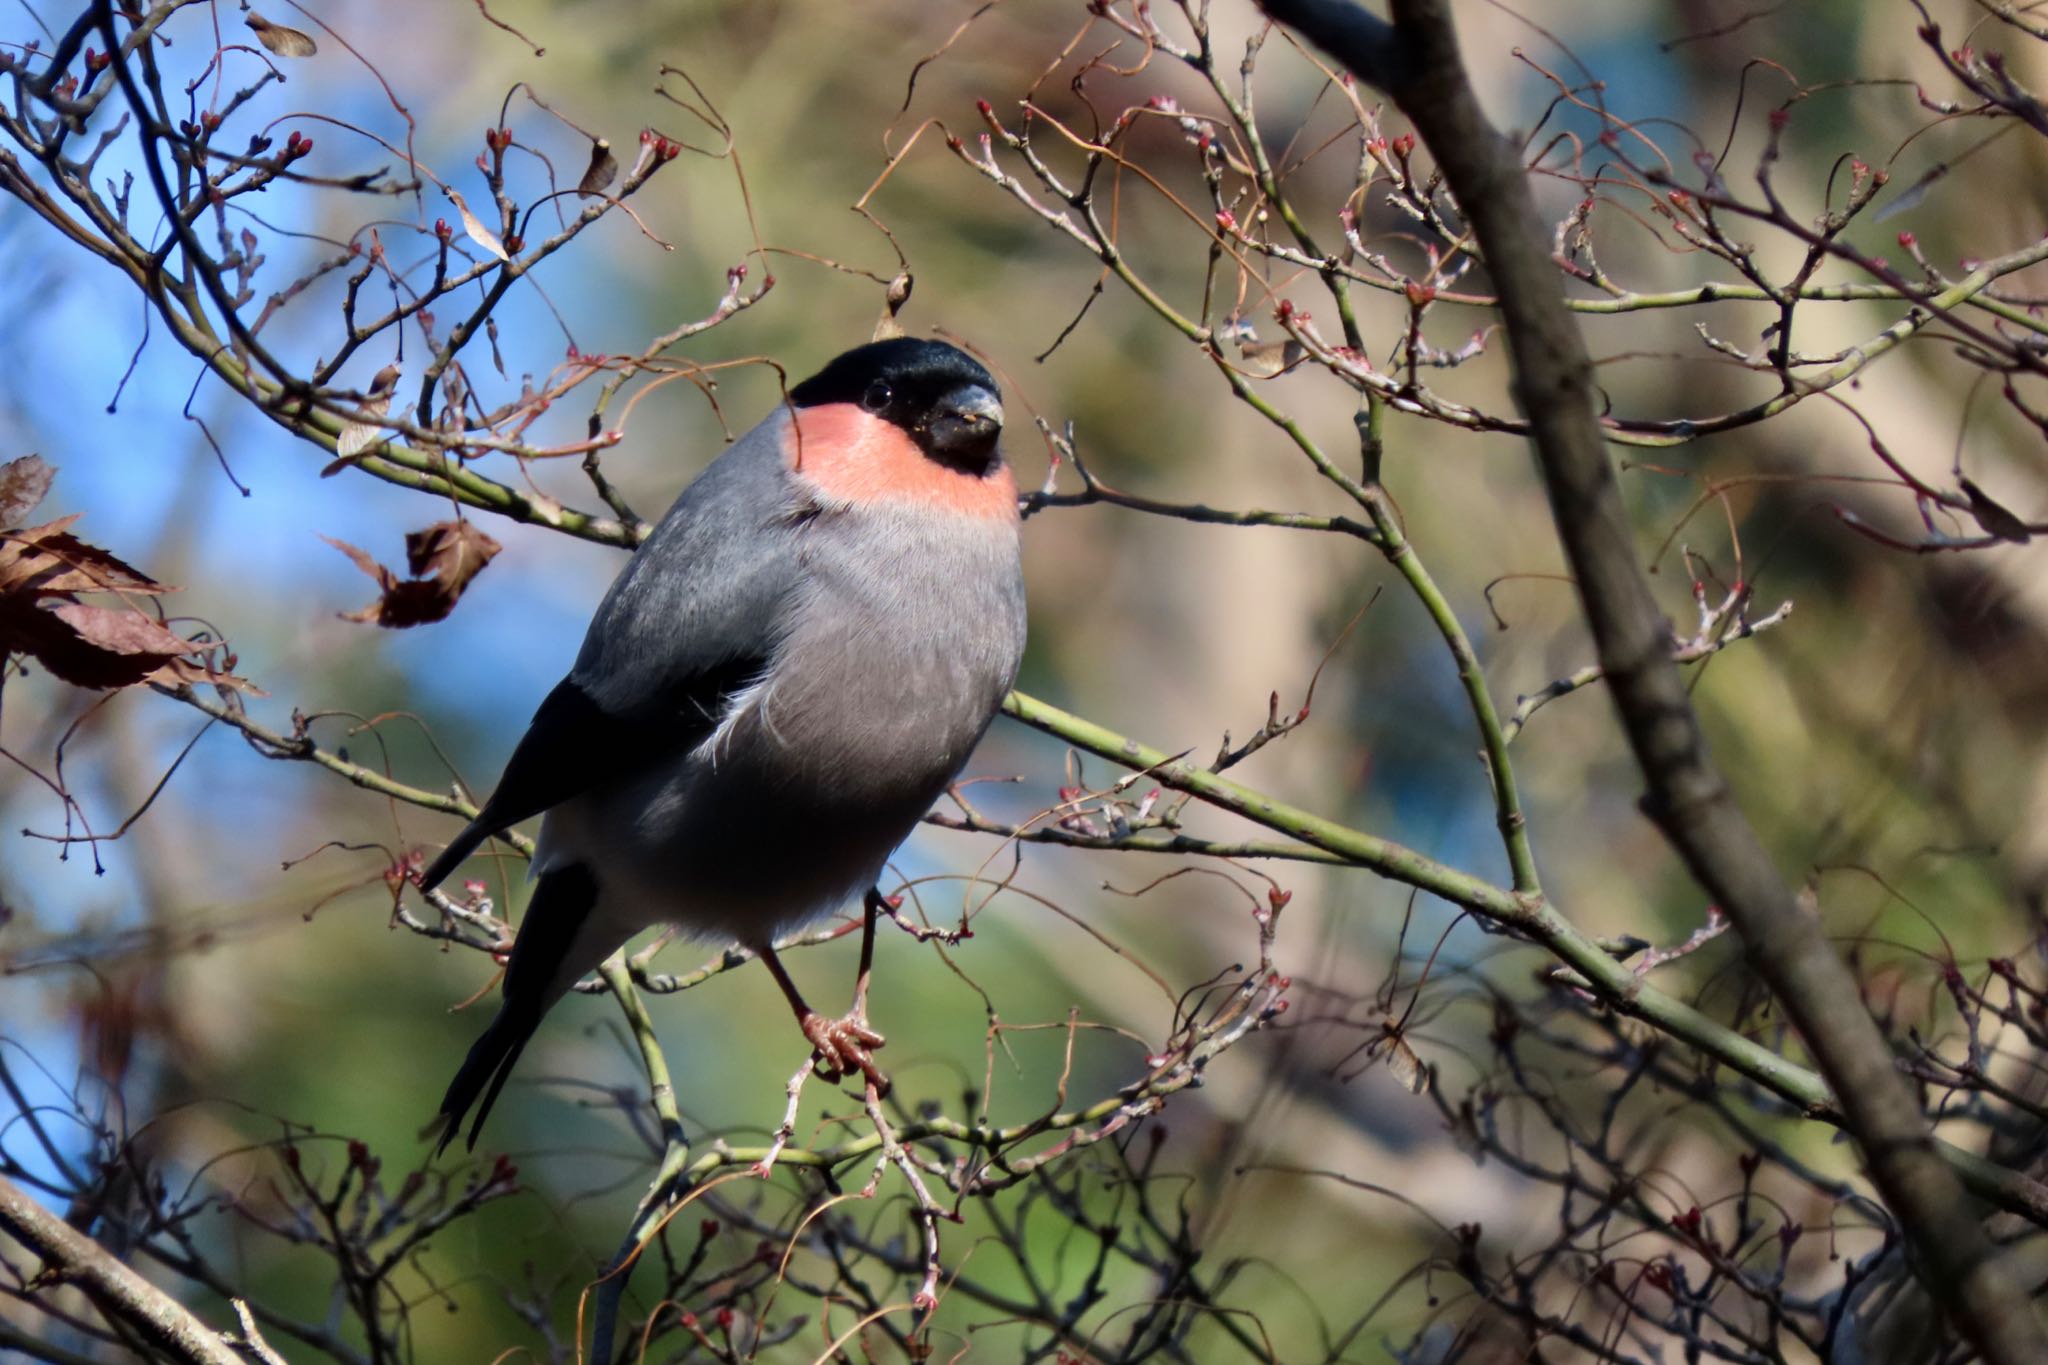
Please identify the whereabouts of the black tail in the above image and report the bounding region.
[420,815,497,894]
[436,1003,540,1155]
[436,864,599,1153]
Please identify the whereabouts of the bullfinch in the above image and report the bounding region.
[418,338,1026,1152]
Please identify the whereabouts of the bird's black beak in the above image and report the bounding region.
[926,383,1004,470]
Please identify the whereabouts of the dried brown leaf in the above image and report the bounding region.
[1236,338,1305,379]
[0,514,80,592]
[0,518,164,597]
[145,653,261,692]
[0,469,257,694]
[322,535,394,590]
[404,520,500,593]
[342,580,449,628]
[0,597,255,692]
[1,513,80,546]
[333,363,402,470]
[52,601,207,657]
[325,521,501,629]
[577,138,618,198]
[245,12,317,58]
[14,537,161,595]
[0,455,53,527]
[1382,1032,1429,1094]
[1960,477,2032,544]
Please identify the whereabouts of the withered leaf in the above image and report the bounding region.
[323,534,387,587]
[404,520,500,590]
[0,518,162,596]
[1380,1031,1429,1095]
[577,138,618,198]
[329,363,402,474]
[52,601,208,658]
[142,653,260,691]
[0,455,53,528]
[0,509,257,692]
[245,12,318,58]
[365,361,403,400]
[445,190,509,263]
[325,520,501,628]
[1960,477,2033,544]
[1236,337,1305,379]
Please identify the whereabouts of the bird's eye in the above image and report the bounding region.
[860,380,893,412]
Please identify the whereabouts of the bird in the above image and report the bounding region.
[417,337,1026,1152]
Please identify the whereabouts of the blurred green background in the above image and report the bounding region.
[3,0,2047,1358]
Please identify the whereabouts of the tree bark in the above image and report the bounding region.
[0,1174,242,1365]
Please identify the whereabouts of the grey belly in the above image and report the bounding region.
[534,708,966,948]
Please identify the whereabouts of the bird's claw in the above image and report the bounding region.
[800,1011,890,1095]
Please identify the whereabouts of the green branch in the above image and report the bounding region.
[999,687,2048,1225]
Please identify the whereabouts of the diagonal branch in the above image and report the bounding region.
[0,1173,242,1365]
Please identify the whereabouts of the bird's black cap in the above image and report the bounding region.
[790,338,998,411]
[791,338,1003,470]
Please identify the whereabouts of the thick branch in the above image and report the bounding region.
[0,1173,241,1365]
[1256,1,2047,1359]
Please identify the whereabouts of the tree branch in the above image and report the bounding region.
[0,1173,242,1365]
[1256,1,2048,1359]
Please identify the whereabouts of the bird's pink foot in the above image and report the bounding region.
[800,1011,889,1095]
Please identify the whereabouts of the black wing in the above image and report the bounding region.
[419,415,803,892]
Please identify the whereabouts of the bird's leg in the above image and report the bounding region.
[757,921,889,1096]
[850,885,886,1021]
